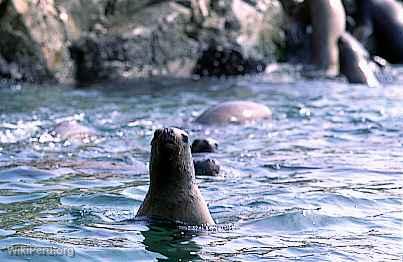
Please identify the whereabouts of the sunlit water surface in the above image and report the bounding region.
[0,67,402,261]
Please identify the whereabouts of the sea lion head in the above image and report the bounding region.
[191,138,218,154]
[194,159,220,176]
[150,128,195,188]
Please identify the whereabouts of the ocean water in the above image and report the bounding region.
[0,67,402,261]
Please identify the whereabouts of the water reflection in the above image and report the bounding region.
[140,224,202,261]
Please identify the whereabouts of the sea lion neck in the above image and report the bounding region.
[149,128,195,191]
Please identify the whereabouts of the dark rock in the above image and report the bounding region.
[0,0,285,84]
[278,0,312,63]
[69,35,117,84]
[0,54,22,80]
[66,0,284,83]
[192,44,266,77]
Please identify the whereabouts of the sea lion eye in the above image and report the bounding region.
[181,134,189,144]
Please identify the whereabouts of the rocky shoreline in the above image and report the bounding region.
[0,0,285,84]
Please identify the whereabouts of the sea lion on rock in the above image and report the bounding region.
[338,32,380,87]
[354,0,403,63]
[191,138,218,154]
[309,0,346,76]
[136,128,215,225]
[196,101,272,125]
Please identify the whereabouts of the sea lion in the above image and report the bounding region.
[136,128,215,225]
[309,0,346,76]
[354,0,403,63]
[53,120,96,141]
[196,101,272,125]
[338,32,380,87]
[193,159,220,177]
[191,138,218,154]
[191,138,220,176]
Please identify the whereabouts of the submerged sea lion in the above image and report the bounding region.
[309,0,346,76]
[136,128,215,225]
[196,101,272,125]
[354,0,403,63]
[338,32,380,87]
[53,120,96,141]
[191,138,218,154]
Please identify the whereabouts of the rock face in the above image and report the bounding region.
[0,0,73,83]
[0,0,285,84]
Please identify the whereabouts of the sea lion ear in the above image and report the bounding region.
[181,134,189,144]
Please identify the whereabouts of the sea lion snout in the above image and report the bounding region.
[152,128,189,149]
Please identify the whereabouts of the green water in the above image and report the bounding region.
[0,68,402,261]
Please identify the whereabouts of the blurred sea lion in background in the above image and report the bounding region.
[196,101,271,125]
[191,138,220,176]
[191,138,218,154]
[136,128,215,225]
[338,32,380,87]
[354,0,403,63]
[308,0,346,76]
[53,120,96,141]
[193,158,220,176]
